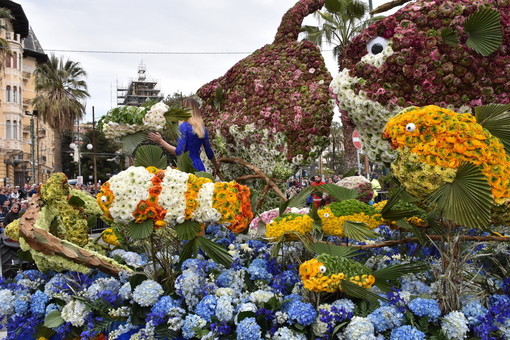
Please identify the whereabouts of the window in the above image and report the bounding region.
[19,88,22,104]
[6,86,11,102]
[6,120,11,139]
[6,31,11,40]
[12,52,17,69]
[18,54,21,69]
[13,86,17,103]
[6,55,11,68]
[13,120,17,139]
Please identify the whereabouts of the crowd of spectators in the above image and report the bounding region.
[0,184,39,227]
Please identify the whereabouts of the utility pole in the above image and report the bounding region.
[29,114,36,183]
[92,106,98,194]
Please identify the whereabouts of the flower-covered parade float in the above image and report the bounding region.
[1,0,510,339]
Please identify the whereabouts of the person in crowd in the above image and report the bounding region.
[0,187,8,206]
[148,97,221,177]
[3,203,20,226]
[1,200,11,216]
[9,186,22,201]
[310,175,326,208]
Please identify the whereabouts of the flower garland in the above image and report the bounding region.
[299,254,375,292]
[318,199,382,237]
[384,105,510,200]
[265,213,314,240]
[97,166,253,232]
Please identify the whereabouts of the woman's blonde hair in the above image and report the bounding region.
[183,97,205,138]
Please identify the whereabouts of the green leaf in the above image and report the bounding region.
[475,104,510,154]
[425,162,493,229]
[126,220,154,240]
[343,220,379,241]
[129,273,148,289]
[179,237,198,265]
[324,0,341,13]
[87,215,98,229]
[440,27,460,47]
[279,186,315,215]
[197,236,233,268]
[373,262,429,282]
[175,220,201,240]
[122,131,147,155]
[176,152,196,173]
[319,184,359,201]
[381,188,422,221]
[464,8,502,56]
[17,249,34,263]
[214,87,224,111]
[44,310,64,328]
[340,280,386,302]
[396,219,426,244]
[195,171,214,181]
[134,145,167,169]
[164,105,192,142]
[309,242,359,258]
[68,195,86,207]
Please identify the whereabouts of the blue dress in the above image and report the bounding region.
[175,122,215,172]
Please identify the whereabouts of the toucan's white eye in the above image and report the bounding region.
[101,196,107,203]
[405,123,416,132]
[323,213,330,218]
[367,37,389,55]
[319,265,326,274]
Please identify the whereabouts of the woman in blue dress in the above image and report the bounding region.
[148,97,220,176]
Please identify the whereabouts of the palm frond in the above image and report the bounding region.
[310,242,360,257]
[134,145,167,169]
[464,8,503,56]
[341,280,385,302]
[122,131,147,156]
[475,104,510,154]
[425,162,493,229]
[176,152,196,173]
[343,221,379,241]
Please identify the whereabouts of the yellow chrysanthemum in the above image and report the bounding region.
[265,213,313,240]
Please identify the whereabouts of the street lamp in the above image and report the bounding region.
[70,141,93,179]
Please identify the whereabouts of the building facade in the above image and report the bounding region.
[117,62,164,106]
[1,0,55,186]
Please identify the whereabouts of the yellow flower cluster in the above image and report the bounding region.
[101,228,120,247]
[212,181,253,233]
[265,213,314,240]
[384,105,510,200]
[184,174,212,220]
[318,206,381,237]
[97,182,115,221]
[299,258,375,292]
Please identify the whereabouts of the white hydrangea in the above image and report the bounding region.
[132,280,164,307]
[249,290,274,305]
[441,311,469,340]
[0,289,16,316]
[343,316,377,340]
[272,326,307,340]
[61,300,91,327]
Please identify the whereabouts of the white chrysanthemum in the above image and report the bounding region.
[360,44,394,68]
[108,167,154,223]
[158,167,189,224]
[193,182,221,223]
[61,300,90,327]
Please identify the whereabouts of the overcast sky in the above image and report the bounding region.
[19,0,395,123]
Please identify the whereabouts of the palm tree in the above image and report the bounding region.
[32,55,90,172]
[0,8,14,66]
[301,0,376,173]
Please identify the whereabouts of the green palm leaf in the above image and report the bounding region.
[340,280,385,302]
[475,104,510,154]
[425,162,493,229]
[396,219,426,244]
[179,237,198,265]
[320,184,359,201]
[197,236,233,268]
[122,131,147,156]
[373,262,429,291]
[126,220,153,240]
[310,242,359,258]
[195,171,214,181]
[381,187,422,221]
[176,152,197,173]
[325,0,342,13]
[440,27,460,47]
[134,145,167,169]
[175,220,201,240]
[343,221,379,241]
[464,8,502,56]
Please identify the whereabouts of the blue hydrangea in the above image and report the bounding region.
[368,306,404,332]
[132,280,163,307]
[400,277,430,296]
[110,249,147,268]
[216,270,235,287]
[390,325,426,340]
[237,317,262,340]
[0,289,15,316]
[408,298,442,322]
[272,326,307,339]
[195,294,218,322]
[45,303,60,314]
[331,298,355,316]
[215,295,234,323]
[283,300,317,326]
[30,290,49,315]
[147,295,180,325]
[182,314,207,339]
[247,258,272,281]
[462,301,488,326]
[441,311,469,340]
[270,270,299,294]
[14,291,30,316]
[344,316,376,340]
[86,277,121,301]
